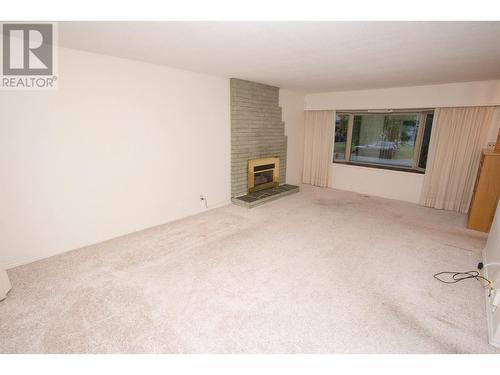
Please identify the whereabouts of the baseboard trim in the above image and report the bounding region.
[3,199,232,270]
[482,249,500,349]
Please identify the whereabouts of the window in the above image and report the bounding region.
[333,110,434,172]
[418,113,434,169]
[334,114,349,160]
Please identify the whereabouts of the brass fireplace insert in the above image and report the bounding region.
[247,157,280,193]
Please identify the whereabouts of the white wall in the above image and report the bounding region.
[304,80,500,203]
[329,164,424,204]
[280,89,305,185]
[488,108,500,146]
[0,47,231,269]
[483,200,500,348]
[305,80,500,110]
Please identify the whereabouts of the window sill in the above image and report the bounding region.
[332,160,425,174]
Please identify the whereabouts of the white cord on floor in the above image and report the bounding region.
[483,262,500,269]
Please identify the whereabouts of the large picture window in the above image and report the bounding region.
[333,110,434,172]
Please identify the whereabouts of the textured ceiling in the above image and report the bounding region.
[58,21,500,92]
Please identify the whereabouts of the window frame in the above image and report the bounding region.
[333,109,434,174]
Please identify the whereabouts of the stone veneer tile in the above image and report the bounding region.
[231,78,287,197]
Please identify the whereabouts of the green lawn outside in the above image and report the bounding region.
[334,142,346,154]
[395,144,415,160]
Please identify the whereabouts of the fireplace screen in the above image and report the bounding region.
[248,157,280,192]
[254,169,274,186]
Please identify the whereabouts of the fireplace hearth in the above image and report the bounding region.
[232,184,299,208]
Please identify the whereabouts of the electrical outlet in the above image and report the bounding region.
[200,194,207,208]
[487,142,496,151]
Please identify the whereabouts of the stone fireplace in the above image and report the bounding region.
[230,78,299,207]
[230,78,287,197]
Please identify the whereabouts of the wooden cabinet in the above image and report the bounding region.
[467,150,500,232]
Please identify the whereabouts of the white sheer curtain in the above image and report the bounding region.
[420,106,496,213]
[302,110,335,187]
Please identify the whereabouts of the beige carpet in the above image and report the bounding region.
[0,185,497,353]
